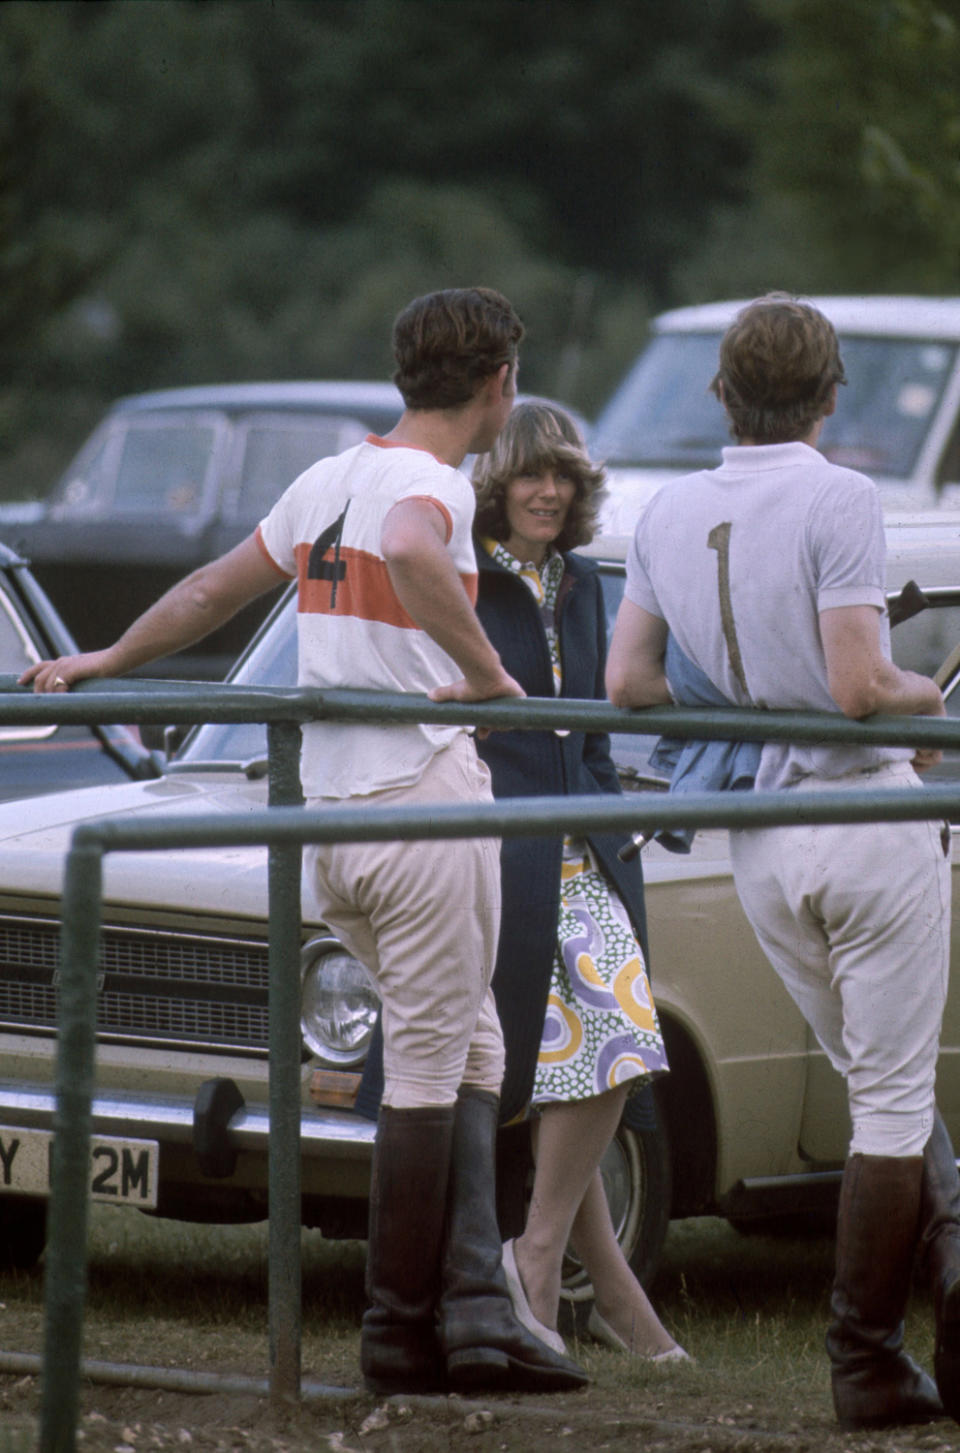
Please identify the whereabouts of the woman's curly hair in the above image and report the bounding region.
[472,399,606,553]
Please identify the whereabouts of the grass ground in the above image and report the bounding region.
[1,1206,958,1452]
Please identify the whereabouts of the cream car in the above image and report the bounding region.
[1,515,959,1307]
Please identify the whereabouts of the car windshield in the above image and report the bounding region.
[52,418,219,518]
[176,592,299,767]
[591,332,958,481]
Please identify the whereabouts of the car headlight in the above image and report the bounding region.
[300,937,380,1067]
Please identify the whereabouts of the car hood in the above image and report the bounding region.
[0,771,279,918]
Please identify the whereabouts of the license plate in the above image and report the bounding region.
[0,1125,159,1208]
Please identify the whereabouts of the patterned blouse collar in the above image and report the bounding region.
[481,538,564,697]
[480,537,564,607]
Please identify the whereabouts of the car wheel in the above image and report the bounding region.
[558,1110,671,1330]
[0,1195,47,1271]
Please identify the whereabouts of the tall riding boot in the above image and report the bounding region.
[360,1103,455,1394]
[920,1112,960,1422]
[827,1153,942,1428]
[439,1086,589,1393]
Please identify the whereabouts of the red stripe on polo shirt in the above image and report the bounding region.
[294,542,479,625]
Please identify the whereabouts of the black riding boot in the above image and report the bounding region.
[827,1153,942,1428]
[921,1112,960,1422]
[439,1086,588,1393]
[360,1103,455,1394]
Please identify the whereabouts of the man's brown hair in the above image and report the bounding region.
[711,293,846,443]
[392,287,524,411]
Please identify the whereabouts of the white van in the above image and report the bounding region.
[595,296,960,533]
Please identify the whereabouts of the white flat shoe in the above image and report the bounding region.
[501,1239,567,1356]
[588,1305,692,1364]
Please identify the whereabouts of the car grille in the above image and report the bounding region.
[0,914,270,1054]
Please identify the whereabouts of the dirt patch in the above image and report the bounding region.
[4,1214,960,1452]
[4,1359,960,1453]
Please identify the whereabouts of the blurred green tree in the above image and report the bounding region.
[0,0,769,420]
[679,0,960,299]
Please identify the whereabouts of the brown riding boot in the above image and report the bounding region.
[439,1086,589,1393]
[360,1104,455,1394]
[827,1153,942,1428]
[921,1112,960,1422]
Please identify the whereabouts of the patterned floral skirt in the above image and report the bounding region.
[530,838,669,1105]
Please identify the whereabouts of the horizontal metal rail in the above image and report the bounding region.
[4,672,960,749]
[66,784,960,852]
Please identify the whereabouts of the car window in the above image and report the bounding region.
[53,418,219,518]
[820,337,956,479]
[53,430,115,514]
[592,332,958,481]
[112,422,217,515]
[234,417,367,521]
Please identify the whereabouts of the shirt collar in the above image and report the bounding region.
[719,441,823,472]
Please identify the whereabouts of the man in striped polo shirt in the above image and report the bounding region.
[24,287,586,1397]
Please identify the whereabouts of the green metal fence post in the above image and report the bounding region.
[39,837,104,1453]
[266,720,304,1406]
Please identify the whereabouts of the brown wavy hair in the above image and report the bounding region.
[392,287,524,410]
[711,293,847,443]
[472,399,606,552]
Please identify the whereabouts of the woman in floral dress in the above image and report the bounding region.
[471,400,688,1362]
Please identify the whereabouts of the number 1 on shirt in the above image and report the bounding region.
[707,522,751,700]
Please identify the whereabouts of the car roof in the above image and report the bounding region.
[109,380,405,416]
[653,297,960,341]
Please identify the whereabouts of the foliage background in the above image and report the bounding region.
[1,0,958,499]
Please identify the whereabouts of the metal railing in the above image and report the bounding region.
[3,677,960,1451]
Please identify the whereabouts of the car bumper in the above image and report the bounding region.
[0,1079,376,1160]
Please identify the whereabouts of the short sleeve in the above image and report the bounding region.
[623,509,666,618]
[257,472,307,578]
[813,475,886,613]
[395,466,474,536]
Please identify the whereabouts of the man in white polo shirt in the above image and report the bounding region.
[606,294,960,1429]
[22,287,586,1397]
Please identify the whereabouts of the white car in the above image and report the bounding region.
[595,296,960,534]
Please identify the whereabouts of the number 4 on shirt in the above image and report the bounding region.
[307,506,349,607]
